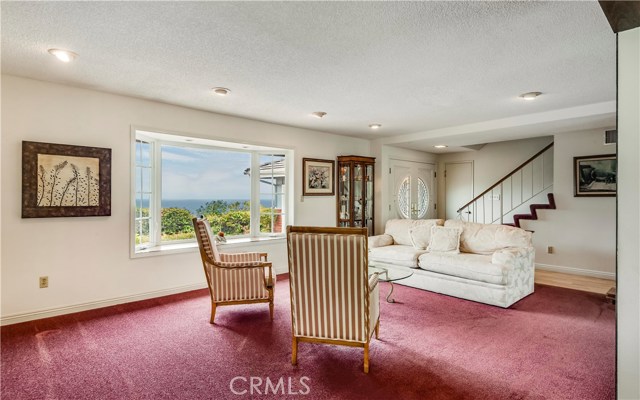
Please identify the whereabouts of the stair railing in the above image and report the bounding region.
[456,142,554,225]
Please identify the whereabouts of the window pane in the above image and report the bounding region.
[140,193,150,219]
[142,167,151,193]
[160,145,251,240]
[136,219,150,245]
[136,166,142,192]
[259,154,286,230]
[260,210,285,234]
[135,198,141,218]
[136,140,151,166]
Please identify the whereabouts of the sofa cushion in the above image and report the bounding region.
[418,252,507,285]
[427,226,462,253]
[444,220,532,255]
[385,219,444,246]
[369,245,427,268]
[368,234,394,248]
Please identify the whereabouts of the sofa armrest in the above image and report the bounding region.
[492,247,535,285]
[492,247,535,266]
[369,234,394,248]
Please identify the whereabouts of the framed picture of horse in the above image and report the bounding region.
[573,154,616,197]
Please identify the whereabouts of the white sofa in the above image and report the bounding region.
[368,219,535,308]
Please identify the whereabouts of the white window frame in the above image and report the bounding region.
[130,127,293,257]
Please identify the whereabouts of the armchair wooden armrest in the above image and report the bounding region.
[220,252,267,263]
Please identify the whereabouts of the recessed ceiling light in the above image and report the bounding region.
[434,145,448,149]
[519,91,542,101]
[311,111,327,119]
[48,48,78,63]
[185,139,194,142]
[212,87,231,96]
[369,124,382,130]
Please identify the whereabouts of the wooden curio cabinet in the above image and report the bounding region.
[337,155,375,236]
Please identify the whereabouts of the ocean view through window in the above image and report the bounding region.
[132,129,292,255]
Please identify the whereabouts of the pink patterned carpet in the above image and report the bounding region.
[1,278,615,399]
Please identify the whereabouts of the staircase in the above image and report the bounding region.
[504,193,556,228]
[456,142,556,227]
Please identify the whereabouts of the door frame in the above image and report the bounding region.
[389,158,437,220]
[444,161,474,220]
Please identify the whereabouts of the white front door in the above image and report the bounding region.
[389,159,436,220]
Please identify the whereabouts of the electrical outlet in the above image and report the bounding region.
[39,276,49,288]
[547,246,554,254]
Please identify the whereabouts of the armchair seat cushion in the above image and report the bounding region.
[418,252,506,285]
[369,245,427,268]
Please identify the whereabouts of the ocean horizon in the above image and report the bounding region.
[137,199,272,215]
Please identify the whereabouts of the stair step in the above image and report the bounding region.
[512,193,556,228]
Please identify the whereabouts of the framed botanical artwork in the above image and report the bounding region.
[573,154,616,197]
[22,141,112,217]
[302,158,335,196]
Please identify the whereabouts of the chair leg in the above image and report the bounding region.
[269,299,274,321]
[292,337,298,365]
[210,303,217,324]
[375,319,380,339]
[364,343,370,373]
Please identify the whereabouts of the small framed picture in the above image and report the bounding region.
[302,158,335,196]
[22,141,112,217]
[573,154,616,197]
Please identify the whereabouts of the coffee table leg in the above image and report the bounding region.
[386,282,395,303]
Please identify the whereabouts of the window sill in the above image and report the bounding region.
[131,236,286,258]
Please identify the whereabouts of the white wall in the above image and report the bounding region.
[0,75,370,323]
[530,128,616,278]
[436,134,616,279]
[617,26,640,400]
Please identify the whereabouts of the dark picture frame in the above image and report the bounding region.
[302,158,335,196]
[573,154,616,197]
[22,141,112,218]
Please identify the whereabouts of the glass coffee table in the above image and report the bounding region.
[368,264,413,303]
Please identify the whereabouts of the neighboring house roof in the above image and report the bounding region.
[243,160,286,178]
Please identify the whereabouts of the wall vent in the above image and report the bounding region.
[604,129,617,145]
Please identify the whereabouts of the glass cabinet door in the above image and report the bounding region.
[338,164,350,227]
[336,156,375,235]
[365,164,374,233]
[353,163,363,227]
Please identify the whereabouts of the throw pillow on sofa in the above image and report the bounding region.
[427,226,462,253]
[408,225,434,250]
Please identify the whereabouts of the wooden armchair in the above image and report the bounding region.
[286,226,380,373]
[192,217,275,324]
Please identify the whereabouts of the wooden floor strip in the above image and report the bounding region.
[535,269,615,295]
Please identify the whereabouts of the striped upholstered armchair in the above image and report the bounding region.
[192,217,275,324]
[286,226,380,373]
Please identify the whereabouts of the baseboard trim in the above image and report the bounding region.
[0,282,208,326]
[535,263,615,280]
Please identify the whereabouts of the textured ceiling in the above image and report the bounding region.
[1,1,616,151]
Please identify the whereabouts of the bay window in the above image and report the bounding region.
[132,129,291,255]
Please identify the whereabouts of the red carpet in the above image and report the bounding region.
[1,278,615,399]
